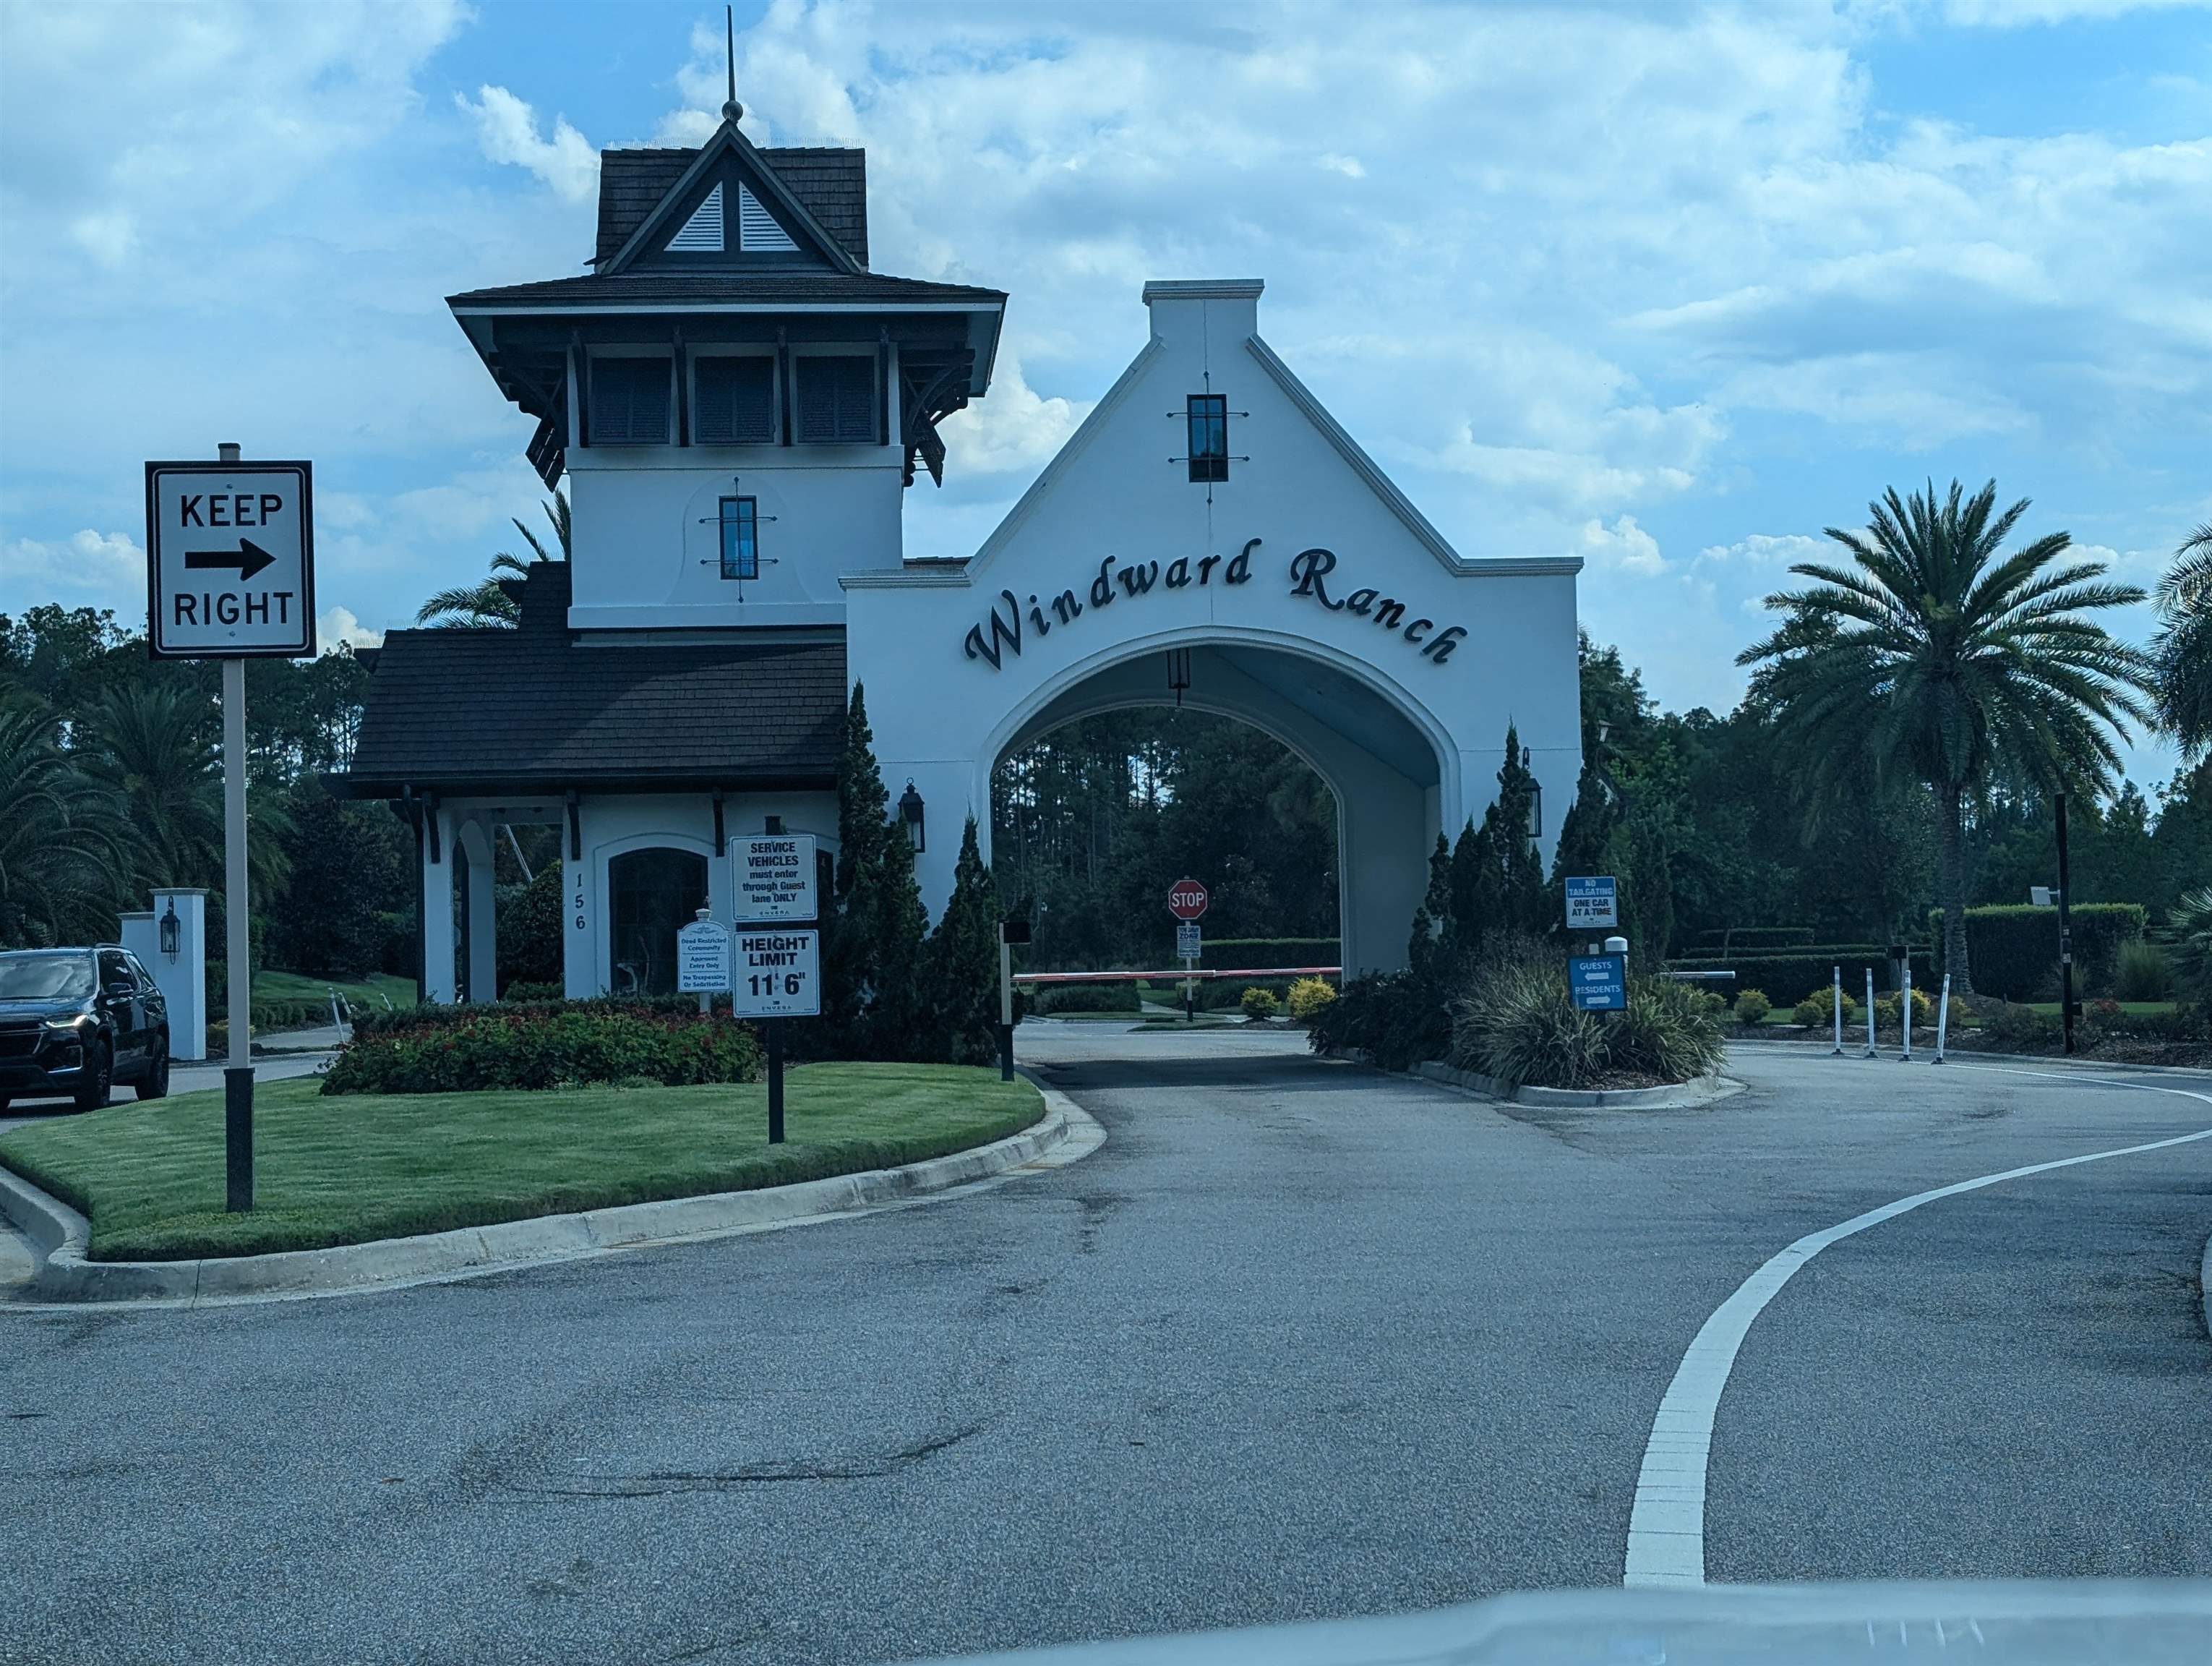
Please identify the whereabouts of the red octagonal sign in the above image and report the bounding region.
[1167,878,1209,921]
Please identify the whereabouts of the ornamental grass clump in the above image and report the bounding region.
[1446,936,1724,1089]
[321,1008,762,1095]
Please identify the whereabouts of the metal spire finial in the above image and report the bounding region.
[721,5,742,123]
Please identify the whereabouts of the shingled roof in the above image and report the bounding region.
[450,269,1003,311]
[594,145,869,268]
[337,564,844,797]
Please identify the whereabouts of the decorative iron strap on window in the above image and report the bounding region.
[1186,393,1229,483]
[719,497,759,580]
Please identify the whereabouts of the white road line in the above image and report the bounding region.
[1623,1062,2212,1587]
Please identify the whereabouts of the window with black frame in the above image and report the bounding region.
[1187,393,1228,482]
[719,496,758,581]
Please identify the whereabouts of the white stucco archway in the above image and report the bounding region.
[845,280,1583,975]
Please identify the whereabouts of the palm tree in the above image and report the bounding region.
[415,488,570,628]
[1740,479,2153,996]
[2152,524,2212,761]
[77,683,292,904]
[0,698,130,947]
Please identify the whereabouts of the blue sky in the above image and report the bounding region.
[2,0,2207,790]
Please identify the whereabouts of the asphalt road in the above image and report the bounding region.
[2,1030,2208,1665]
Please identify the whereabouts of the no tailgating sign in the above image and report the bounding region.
[145,460,315,659]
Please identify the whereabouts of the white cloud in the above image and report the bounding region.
[936,354,1089,477]
[318,606,383,651]
[458,85,600,203]
[2,529,145,612]
[1694,532,1825,569]
[1579,515,1668,576]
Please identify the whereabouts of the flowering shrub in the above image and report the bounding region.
[322,1008,762,1095]
[1286,976,1338,1023]
[1792,985,1861,1028]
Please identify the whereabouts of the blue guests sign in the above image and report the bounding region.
[1569,954,1627,1012]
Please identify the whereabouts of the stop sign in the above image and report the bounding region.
[1167,878,1209,920]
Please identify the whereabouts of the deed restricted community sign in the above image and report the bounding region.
[145,460,316,659]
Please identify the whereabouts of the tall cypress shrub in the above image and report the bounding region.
[825,683,929,1057]
[927,818,1000,1064]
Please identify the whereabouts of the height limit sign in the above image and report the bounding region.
[145,460,315,659]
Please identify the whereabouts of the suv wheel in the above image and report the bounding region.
[73,1043,111,1112]
[135,1038,171,1101]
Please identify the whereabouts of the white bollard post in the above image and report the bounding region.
[1900,961,1913,1061]
[1830,965,1843,1056]
[1934,972,1952,1063]
[1865,968,1877,1057]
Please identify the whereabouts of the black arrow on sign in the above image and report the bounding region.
[184,539,277,581]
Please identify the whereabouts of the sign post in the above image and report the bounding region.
[998,915,1030,1082]
[145,447,316,1213]
[730,832,819,1144]
[1167,879,1208,1022]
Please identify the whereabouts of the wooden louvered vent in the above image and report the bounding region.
[695,356,776,445]
[795,356,876,444]
[737,185,799,252]
[669,184,724,252]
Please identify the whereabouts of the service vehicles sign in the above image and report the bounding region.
[145,461,315,659]
[734,834,818,923]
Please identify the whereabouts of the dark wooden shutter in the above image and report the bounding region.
[796,356,877,444]
[591,358,671,444]
[694,356,776,444]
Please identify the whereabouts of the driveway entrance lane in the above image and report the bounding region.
[1,1030,1752,1666]
[1695,1056,2212,1585]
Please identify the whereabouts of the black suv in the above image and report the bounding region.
[0,947,171,1111]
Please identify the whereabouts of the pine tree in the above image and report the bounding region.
[1407,832,1452,979]
[1441,818,1491,970]
[1490,725,1550,933]
[825,683,930,1056]
[926,818,1000,1064]
[1546,753,1616,934]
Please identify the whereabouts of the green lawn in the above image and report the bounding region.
[253,970,416,1012]
[0,1064,1042,1263]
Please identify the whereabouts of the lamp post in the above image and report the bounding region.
[159,900,181,962]
[898,780,925,854]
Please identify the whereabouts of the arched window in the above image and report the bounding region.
[608,847,709,996]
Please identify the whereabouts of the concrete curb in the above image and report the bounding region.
[1321,1048,1741,1111]
[2202,1232,2211,1345]
[0,1080,1094,1308]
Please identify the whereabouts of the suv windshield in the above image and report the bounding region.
[0,952,95,1001]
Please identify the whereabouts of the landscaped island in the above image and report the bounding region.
[0,1064,1043,1262]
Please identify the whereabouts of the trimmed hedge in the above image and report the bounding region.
[1692,927,1814,948]
[353,994,724,1041]
[1030,981,1141,1015]
[1196,938,1339,971]
[1663,947,1929,1000]
[1929,905,2145,1001]
[1666,951,1934,1006]
[322,1007,761,1095]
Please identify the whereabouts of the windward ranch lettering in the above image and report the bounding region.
[962,540,1256,670]
[959,538,1465,670]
